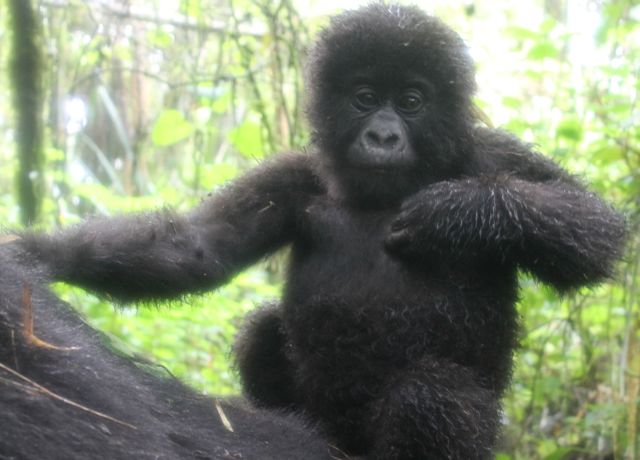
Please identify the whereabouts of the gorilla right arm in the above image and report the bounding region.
[17,153,320,302]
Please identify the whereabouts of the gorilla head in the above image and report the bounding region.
[306,3,478,204]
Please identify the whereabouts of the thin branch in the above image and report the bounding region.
[214,400,234,432]
[41,0,264,37]
[0,362,137,429]
[21,283,79,351]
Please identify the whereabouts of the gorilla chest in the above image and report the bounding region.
[287,199,506,309]
[284,199,517,363]
[291,200,408,296]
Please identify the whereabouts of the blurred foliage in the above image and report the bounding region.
[0,0,638,458]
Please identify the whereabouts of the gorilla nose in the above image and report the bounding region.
[364,129,401,149]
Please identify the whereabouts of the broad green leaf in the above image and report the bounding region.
[555,118,583,142]
[527,42,560,60]
[151,110,195,147]
[229,119,265,158]
[494,454,512,460]
[201,163,239,188]
[543,447,577,460]
[591,144,623,164]
[46,147,65,162]
[506,26,538,41]
[212,91,232,114]
[501,96,522,109]
[147,29,173,48]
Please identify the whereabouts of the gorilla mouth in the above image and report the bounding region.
[347,144,416,171]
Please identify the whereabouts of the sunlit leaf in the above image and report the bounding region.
[527,42,559,60]
[147,29,173,48]
[201,163,239,187]
[228,119,264,158]
[506,26,538,41]
[555,118,583,142]
[151,110,195,147]
[501,96,522,109]
[543,447,577,460]
[494,453,512,460]
[212,91,232,114]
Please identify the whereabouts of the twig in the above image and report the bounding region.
[0,234,19,244]
[10,329,19,371]
[0,375,40,395]
[327,443,355,459]
[41,0,264,37]
[0,362,137,429]
[22,283,79,351]
[215,400,234,432]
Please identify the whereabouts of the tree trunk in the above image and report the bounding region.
[7,0,45,226]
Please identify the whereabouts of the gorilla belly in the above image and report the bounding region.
[284,199,515,377]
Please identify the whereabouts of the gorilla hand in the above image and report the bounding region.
[385,178,522,262]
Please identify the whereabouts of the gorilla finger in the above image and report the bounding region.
[390,219,407,232]
[390,212,417,231]
[385,229,412,250]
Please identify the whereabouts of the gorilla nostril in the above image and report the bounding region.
[365,129,400,148]
[384,133,400,147]
[365,130,382,145]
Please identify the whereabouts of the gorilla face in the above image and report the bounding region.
[305,3,478,205]
[344,81,428,170]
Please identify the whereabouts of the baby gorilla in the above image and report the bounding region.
[18,3,625,459]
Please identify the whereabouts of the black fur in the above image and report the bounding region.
[0,244,334,459]
[15,3,625,459]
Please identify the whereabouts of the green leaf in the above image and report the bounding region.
[501,96,522,109]
[201,163,239,188]
[543,447,577,460]
[46,147,65,162]
[494,454,512,460]
[74,183,162,212]
[147,29,173,48]
[151,110,195,147]
[506,26,538,41]
[181,0,202,18]
[211,91,232,114]
[555,118,583,142]
[228,119,265,158]
[527,42,560,60]
[591,144,623,164]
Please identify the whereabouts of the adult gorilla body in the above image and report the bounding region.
[17,4,625,459]
[0,244,333,460]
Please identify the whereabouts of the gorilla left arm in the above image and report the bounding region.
[16,153,319,302]
[386,131,626,292]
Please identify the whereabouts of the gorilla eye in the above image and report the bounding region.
[396,91,424,114]
[353,88,380,111]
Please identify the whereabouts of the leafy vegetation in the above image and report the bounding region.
[1,0,637,458]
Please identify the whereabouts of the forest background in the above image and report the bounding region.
[0,0,638,458]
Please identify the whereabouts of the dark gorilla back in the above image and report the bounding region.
[0,244,333,460]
